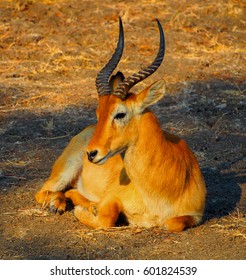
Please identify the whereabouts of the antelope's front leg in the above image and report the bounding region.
[35,131,87,213]
[64,189,96,212]
[73,197,122,229]
[35,174,69,214]
[35,189,66,214]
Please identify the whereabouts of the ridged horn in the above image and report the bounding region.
[96,18,124,96]
[114,19,165,100]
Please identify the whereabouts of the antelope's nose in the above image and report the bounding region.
[87,150,98,162]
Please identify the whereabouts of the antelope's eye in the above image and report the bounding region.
[114,112,126,120]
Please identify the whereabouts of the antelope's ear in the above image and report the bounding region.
[109,71,125,93]
[134,80,165,112]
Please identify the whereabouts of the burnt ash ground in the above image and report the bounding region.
[0,0,245,259]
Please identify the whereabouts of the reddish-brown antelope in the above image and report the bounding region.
[35,18,206,232]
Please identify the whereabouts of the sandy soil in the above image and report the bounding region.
[0,0,245,259]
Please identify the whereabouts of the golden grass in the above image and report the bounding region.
[1,0,245,114]
[18,208,50,216]
[210,209,246,240]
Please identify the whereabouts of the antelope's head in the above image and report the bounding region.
[87,18,166,164]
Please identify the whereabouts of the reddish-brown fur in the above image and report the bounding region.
[35,80,206,232]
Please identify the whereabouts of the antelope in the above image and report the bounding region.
[35,18,206,232]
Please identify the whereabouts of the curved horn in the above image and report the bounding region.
[114,19,165,100]
[96,18,124,96]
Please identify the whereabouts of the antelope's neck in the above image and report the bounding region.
[124,111,173,181]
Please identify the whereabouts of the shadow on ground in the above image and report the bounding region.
[1,79,246,259]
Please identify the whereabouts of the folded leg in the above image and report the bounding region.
[35,126,95,213]
[72,195,122,229]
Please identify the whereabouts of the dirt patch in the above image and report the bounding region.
[0,0,245,259]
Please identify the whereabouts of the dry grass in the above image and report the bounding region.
[210,209,246,240]
[0,0,245,113]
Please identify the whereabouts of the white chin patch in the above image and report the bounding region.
[95,152,111,165]
[94,147,126,165]
[96,157,108,165]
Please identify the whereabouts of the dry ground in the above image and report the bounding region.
[0,0,246,259]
